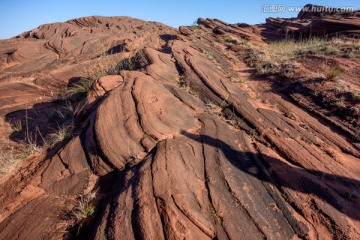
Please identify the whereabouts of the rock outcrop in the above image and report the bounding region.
[0,8,359,240]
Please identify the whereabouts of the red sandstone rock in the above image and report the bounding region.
[0,6,359,240]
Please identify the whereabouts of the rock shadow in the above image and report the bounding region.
[4,87,85,148]
[159,34,178,53]
[181,131,360,221]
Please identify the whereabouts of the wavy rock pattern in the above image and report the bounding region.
[0,12,359,240]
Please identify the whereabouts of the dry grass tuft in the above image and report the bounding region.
[61,51,143,101]
[206,101,223,115]
[9,119,22,132]
[70,191,97,223]
[62,78,95,100]
[245,37,360,77]
[0,147,17,176]
[326,66,342,81]
[0,139,39,176]
[47,123,74,146]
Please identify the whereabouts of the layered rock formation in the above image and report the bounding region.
[0,7,359,240]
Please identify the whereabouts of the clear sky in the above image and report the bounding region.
[0,0,359,39]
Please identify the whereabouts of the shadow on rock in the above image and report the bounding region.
[181,131,360,221]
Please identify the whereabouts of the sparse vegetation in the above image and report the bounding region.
[178,75,187,88]
[62,78,96,100]
[9,119,22,132]
[0,140,39,176]
[351,90,360,101]
[0,147,17,176]
[59,101,84,120]
[227,71,239,79]
[179,80,204,99]
[63,191,97,239]
[245,37,360,77]
[47,123,74,146]
[1,109,41,176]
[227,71,244,85]
[61,55,121,100]
[189,20,199,29]
[128,153,139,161]
[115,54,140,71]
[66,190,98,235]
[206,101,223,115]
[16,142,39,159]
[245,42,295,77]
[61,51,143,101]
[84,57,119,80]
[326,66,342,81]
[211,208,224,224]
[70,191,97,222]
[223,34,238,44]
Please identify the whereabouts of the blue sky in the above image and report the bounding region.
[0,0,359,39]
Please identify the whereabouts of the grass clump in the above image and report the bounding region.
[206,101,223,115]
[227,71,239,79]
[62,55,122,100]
[15,142,39,159]
[115,56,140,71]
[294,37,359,56]
[227,71,244,85]
[62,78,95,100]
[47,123,74,147]
[70,191,97,222]
[223,34,238,44]
[62,51,144,101]
[9,119,22,132]
[0,138,39,176]
[83,57,119,81]
[128,153,139,161]
[326,66,342,81]
[65,190,98,236]
[0,147,17,176]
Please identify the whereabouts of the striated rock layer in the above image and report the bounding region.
[0,9,359,240]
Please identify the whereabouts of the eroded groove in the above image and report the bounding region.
[171,194,215,238]
[310,199,348,240]
[200,138,229,240]
[130,76,157,142]
[221,175,266,239]
[252,143,309,238]
[91,112,118,171]
[149,146,167,240]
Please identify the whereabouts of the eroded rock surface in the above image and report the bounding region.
[0,9,359,240]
